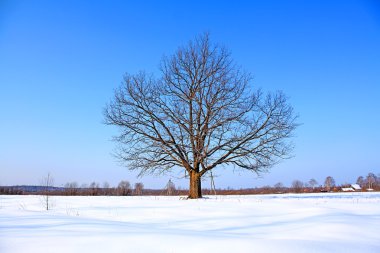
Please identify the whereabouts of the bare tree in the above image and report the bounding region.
[41,173,54,210]
[274,182,284,193]
[64,181,78,195]
[117,180,131,196]
[134,182,144,195]
[366,173,376,190]
[165,179,176,196]
[102,181,111,195]
[324,176,335,191]
[104,33,298,198]
[308,178,318,189]
[291,180,304,193]
[89,182,100,196]
[356,176,364,188]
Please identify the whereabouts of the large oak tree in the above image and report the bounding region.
[104,34,298,198]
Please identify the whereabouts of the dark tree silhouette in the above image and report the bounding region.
[134,182,144,195]
[274,182,285,192]
[291,180,304,193]
[117,180,131,196]
[324,176,336,191]
[89,182,100,196]
[104,33,298,198]
[356,176,364,188]
[308,178,318,189]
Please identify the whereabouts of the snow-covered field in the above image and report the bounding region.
[1,193,380,253]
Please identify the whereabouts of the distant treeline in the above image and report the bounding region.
[1,172,379,196]
[1,182,379,196]
[0,185,187,196]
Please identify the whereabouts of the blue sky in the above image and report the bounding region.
[1,0,379,189]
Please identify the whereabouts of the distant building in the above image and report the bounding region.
[341,184,361,192]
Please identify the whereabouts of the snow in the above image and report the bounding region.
[1,193,380,253]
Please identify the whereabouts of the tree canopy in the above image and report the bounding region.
[104,33,298,198]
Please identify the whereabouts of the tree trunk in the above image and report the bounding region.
[188,171,202,199]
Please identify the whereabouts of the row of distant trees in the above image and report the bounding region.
[63,180,145,196]
[59,173,380,196]
[205,173,380,195]
[288,172,380,193]
[62,180,179,196]
[203,172,380,195]
[1,172,378,196]
[0,177,179,196]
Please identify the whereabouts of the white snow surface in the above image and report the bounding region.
[1,193,380,253]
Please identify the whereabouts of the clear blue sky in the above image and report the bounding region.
[1,0,379,189]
